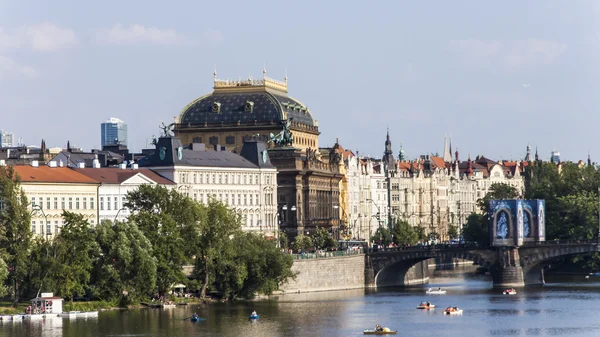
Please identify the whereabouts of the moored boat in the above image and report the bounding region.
[503,288,517,295]
[426,288,446,294]
[363,329,398,335]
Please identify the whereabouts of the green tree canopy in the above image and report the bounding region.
[48,211,98,306]
[0,165,32,306]
[91,220,157,304]
[126,185,201,296]
[310,227,337,250]
[371,227,392,246]
[391,219,418,246]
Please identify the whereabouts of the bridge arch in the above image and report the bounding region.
[520,244,600,284]
[370,250,495,288]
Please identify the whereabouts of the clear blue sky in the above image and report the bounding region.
[1,0,598,162]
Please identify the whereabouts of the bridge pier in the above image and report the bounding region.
[491,248,524,288]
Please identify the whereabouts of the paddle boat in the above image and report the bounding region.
[444,307,463,315]
[503,288,517,295]
[363,328,397,335]
[426,288,446,294]
[416,301,435,309]
[249,314,259,320]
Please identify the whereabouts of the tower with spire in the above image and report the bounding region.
[525,144,532,162]
[383,128,396,177]
[443,134,452,162]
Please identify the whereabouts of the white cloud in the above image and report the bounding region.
[97,24,187,46]
[25,23,77,52]
[0,55,36,78]
[448,39,567,70]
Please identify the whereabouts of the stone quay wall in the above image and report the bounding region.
[280,255,366,293]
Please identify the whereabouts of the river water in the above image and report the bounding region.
[3,267,600,337]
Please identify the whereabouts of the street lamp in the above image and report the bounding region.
[31,205,49,238]
[114,207,127,223]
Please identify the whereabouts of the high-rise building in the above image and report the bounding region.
[0,130,14,147]
[101,118,127,148]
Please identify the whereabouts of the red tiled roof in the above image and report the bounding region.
[72,168,175,185]
[13,165,99,184]
[430,156,446,169]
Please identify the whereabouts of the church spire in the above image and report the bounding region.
[383,128,395,177]
[525,143,532,162]
[443,134,452,162]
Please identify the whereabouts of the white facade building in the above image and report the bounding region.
[74,166,175,223]
[138,137,278,236]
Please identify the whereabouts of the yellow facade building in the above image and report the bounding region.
[12,162,100,237]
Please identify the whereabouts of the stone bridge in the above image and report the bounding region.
[366,240,600,288]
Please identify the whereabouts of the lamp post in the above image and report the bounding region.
[114,207,127,223]
[31,205,49,238]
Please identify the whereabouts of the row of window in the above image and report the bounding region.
[192,192,275,207]
[99,196,127,211]
[180,171,274,186]
[31,196,95,211]
[242,213,277,228]
[31,219,95,234]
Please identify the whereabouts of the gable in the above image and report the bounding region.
[121,173,158,185]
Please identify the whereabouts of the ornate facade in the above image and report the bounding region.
[174,69,319,153]
[269,147,343,239]
[345,134,526,243]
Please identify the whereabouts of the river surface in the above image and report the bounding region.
[3,268,600,337]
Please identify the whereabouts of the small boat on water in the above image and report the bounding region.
[503,288,517,295]
[249,314,259,320]
[363,329,398,335]
[416,302,435,309]
[426,288,446,294]
[58,311,99,318]
[444,307,463,315]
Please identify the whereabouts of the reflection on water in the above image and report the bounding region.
[3,268,600,336]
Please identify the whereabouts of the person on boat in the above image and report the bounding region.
[375,324,383,332]
[192,312,198,319]
[426,301,431,307]
[251,310,257,316]
[438,287,442,291]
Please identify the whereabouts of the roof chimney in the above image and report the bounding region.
[48,161,57,168]
[77,162,85,168]
[119,163,127,169]
[0,160,5,166]
[132,163,139,170]
[92,154,100,168]
[31,160,39,167]
[59,159,64,167]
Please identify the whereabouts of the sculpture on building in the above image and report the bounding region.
[268,118,294,147]
[160,122,175,137]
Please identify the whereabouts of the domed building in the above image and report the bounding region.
[174,69,320,152]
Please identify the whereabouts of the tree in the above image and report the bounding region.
[126,185,200,297]
[476,183,521,214]
[214,232,294,299]
[291,235,313,252]
[461,213,488,246]
[447,225,459,241]
[0,165,33,306]
[310,227,337,250]
[48,211,98,308]
[391,219,418,246]
[371,227,391,246]
[91,220,157,304]
[415,226,426,243]
[192,199,241,298]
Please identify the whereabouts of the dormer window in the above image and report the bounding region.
[212,102,221,113]
[244,101,254,113]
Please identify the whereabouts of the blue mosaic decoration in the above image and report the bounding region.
[496,211,509,239]
[523,212,530,237]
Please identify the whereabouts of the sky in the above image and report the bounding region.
[1,1,599,162]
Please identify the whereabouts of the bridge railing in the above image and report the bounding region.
[290,248,364,260]
[366,239,599,254]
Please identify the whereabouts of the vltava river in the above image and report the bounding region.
[3,268,600,337]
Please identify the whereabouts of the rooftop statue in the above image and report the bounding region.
[268,118,294,147]
[160,122,175,137]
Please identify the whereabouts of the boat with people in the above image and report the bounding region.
[444,307,463,315]
[416,301,435,309]
[364,324,397,335]
[503,288,517,295]
[426,287,446,294]
[249,310,259,320]
[190,313,201,322]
